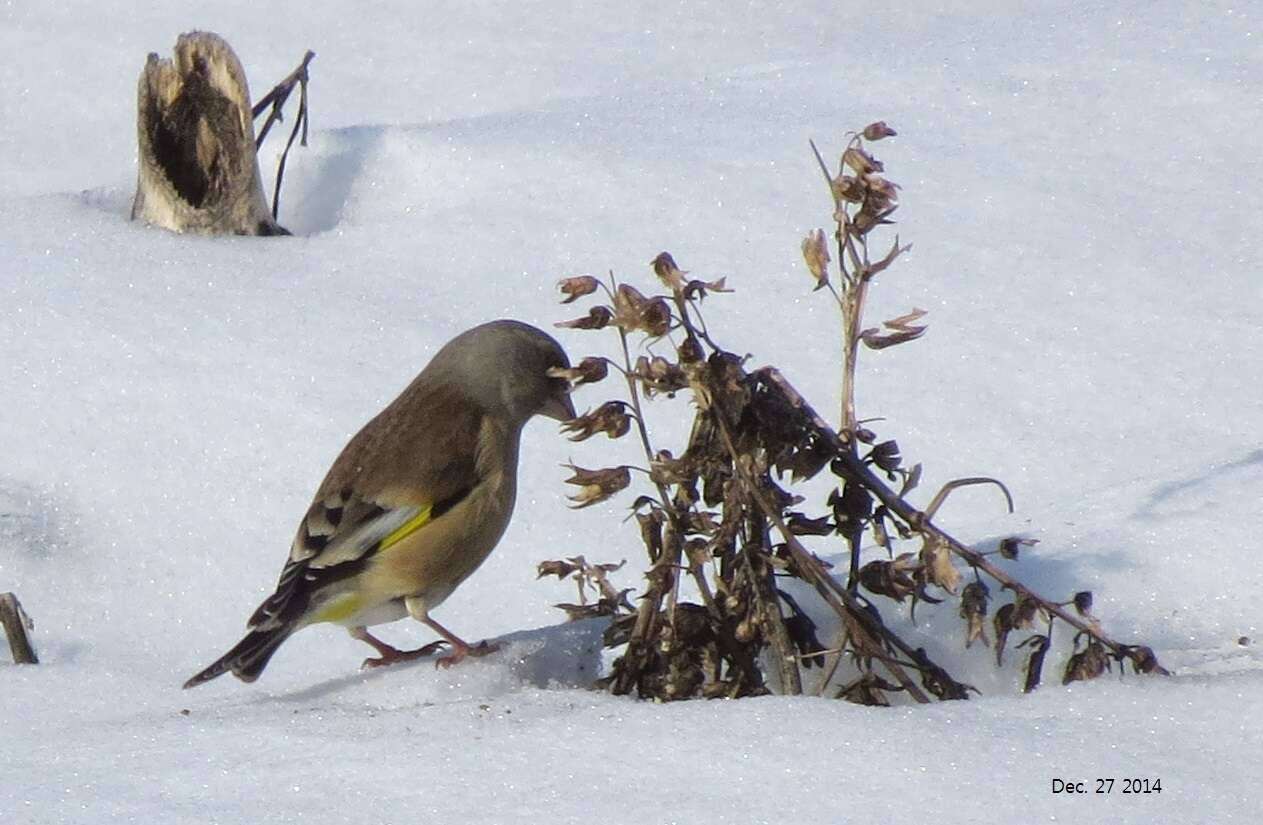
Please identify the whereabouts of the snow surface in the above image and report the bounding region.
[2,1,1261,822]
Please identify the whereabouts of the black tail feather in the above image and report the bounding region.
[183,625,294,688]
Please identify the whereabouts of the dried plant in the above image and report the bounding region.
[543,123,1168,703]
[251,49,315,223]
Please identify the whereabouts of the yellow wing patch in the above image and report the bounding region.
[313,592,365,624]
[378,504,434,553]
[308,504,436,624]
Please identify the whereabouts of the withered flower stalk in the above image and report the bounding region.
[544,123,1168,705]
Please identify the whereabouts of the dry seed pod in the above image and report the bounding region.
[1019,634,1051,693]
[1013,592,1041,628]
[828,481,873,528]
[998,536,1038,560]
[993,602,1016,665]
[556,305,614,330]
[842,145,883,175]
[1063,640,1111,685]
[651,251,687,292]
[863,173,900,205]
[1126,645,1164,675]
[640,296,674,337]
[683,277,731,300]
[801,228,831,290]
[612,283,652,331]
[647,449,690,485]
[548,356,609,387]
[861,121,898,141]
[636,509,665,561]
[558,275,600,304]
[536,559,580,580]
[867,440,902,473]
[563,464,631,508]
[858,555,918,602]
[831,175,866,203]
[562,401,632,441]
[634,355,688,397]
[920,534,961,594]
[960,581,991,649]
[678,335,705,364]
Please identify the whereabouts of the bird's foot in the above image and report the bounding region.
[360,640,448,670]
[435,640,501,669]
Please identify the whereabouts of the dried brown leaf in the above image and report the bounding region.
[882,308,927,331]
[900,462,923,496]
[785,512,833,536]
[537,559,579,580]
[864,236,910,278]
[860,325,926,350]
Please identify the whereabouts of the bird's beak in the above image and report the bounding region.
[541,384,576,422]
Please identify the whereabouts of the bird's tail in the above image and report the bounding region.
[183,624,295,689]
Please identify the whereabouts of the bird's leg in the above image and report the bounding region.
[422,616,501,669]
[349,626,446,670]
[402,598,501,668]
[413,614,500,669]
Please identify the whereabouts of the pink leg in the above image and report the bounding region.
[420,616,501,669]
[350,626,446,670]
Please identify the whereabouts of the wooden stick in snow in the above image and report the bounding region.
[1,592,38,665]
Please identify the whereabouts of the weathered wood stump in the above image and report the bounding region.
[1,592,38,664]
[131,31,288,236]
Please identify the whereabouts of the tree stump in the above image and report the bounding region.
[1,592,38,664]
[131,31,288,236]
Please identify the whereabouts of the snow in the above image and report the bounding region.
[2,1,1261,822]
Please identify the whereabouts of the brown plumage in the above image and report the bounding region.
[184,320,573,688]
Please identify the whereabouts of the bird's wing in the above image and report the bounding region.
[246,489,471,630]
[248,393,486,631]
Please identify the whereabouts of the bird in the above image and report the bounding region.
[184,320,575,688]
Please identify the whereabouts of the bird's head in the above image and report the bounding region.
[432,319,575,425]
